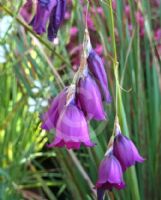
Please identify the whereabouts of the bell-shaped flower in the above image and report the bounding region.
[47,0,66,41]
[32,0,57,35]
[113,125,144,171]
[48,101,95,149]
[76,74,106,120]
[20,0,34,23]
[96,149,125,190]
[41,89,67,131]
[87,50,112,103]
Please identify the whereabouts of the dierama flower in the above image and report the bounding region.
[20,0,34,23]
[21,0,66,39]
[87,50,112,103]
[77,74,106,120]
[96,149,125,190]
[48,101,95,149]
[41,89,67,131]
[135,11,145,37]
[113,125,144,171]
[48,0,66,41]
[32,0,57,35]
[154,28,161,42]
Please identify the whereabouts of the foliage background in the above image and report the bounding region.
[0,0,161,199]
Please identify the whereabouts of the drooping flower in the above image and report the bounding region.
[48,101,95,149]
[135,11,145,37]
[31,0,57,35]
[20,0,34,23]
[113,125,144,171]
[154,28,161,42]
[76,74,106,120]
[20,0,67,39]
[47,0,66,41]
[41,89,67,131]
[87,50,112,103]
[70,26,78,37]
[94,44,103,56]
[97,189,105,200]
[96,149,125,190]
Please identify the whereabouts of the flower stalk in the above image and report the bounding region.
[108,0,141,199]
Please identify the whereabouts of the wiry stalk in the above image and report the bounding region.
[108,0,141,199]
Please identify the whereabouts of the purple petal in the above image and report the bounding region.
[113,133,144,171]
[130,141,145,163]
[20,0,33,23]
[96,153,125,190]
[77,75,106,121]
[87,50,112,103]
[48,103,95,149]
[48,0,66,40]
[41,89,67,131]
[33,0,57,35]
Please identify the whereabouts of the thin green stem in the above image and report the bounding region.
[108,0,119,115]
[108,1,141,200]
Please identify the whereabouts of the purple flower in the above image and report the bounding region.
[76,74,106,120]
[20,0,33,23]
[48,101,95,149]
[87,50,112,103]
[47,0,66,41]
[96,150,125,190]
[41,90,67,131]
[97,189,105,200]
[32,0,57,35]
[113,128,144,171]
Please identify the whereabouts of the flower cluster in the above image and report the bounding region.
[96,122,144,195]
[20,0,66,40]
[41,33,111,149]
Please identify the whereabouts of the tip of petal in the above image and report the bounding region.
[41,123,51,131]
[104,93,112,104]
[136,156,145,163]
[47,137,95,150]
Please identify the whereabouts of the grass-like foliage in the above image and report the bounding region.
[0,0,161,199]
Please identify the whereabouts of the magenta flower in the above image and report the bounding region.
[20,0,34,23]
[135,11,145,37]
[21,0,67,39]
[48,102,95,149]
[96,150,125,190]
[76,74,106,120]
[70,27,78,37]
[112,0,117,10]
[154,28,161,41]
[94,44,103,56]
[87,50,112,103]
[125,5,131,19]
[113,127,144,171]
[41,90,67,131]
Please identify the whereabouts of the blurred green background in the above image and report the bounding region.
[0,0,161,199]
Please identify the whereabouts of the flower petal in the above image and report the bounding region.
[87,50,112,103]
[77,75,106,120]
